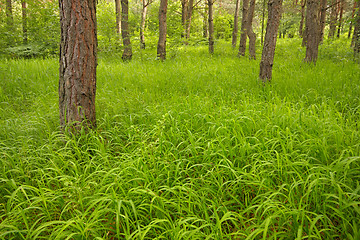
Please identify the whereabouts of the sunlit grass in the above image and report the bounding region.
[1,38,360,239]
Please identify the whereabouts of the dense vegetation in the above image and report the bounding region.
[1,38,360,239]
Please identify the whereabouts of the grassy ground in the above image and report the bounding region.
[0,38,360,239]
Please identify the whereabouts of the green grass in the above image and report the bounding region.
[0,38,360,239]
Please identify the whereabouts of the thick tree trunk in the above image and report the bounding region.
[239,0,249,56]
[299,0,305,38]
[232,0,241,48]
[328,0,339,38]
[59,0,97,132]
[248,0,256,59]
[259,0,283,82]
[115,0,121,38]
[304,0,320,64]
[121,0,132,61]
[21,0,28,44]
[208,0,214,54]
[319,0,326,43]
[337,0,344,38]
[157,0,168,60]
[140,0,149,49]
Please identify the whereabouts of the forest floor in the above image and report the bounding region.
[0,38,360,239]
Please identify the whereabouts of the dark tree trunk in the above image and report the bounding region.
[348,1,356,39]
[239,0,249,56]
[232,0,241,48]
[21,0,28,44]
[59,0,97,132]
[319,0,327,43]
[261,0,266,45]
[208,0,214,54]
[337,0,344,38]
[157,0,168,60]
[248,0,256,59]
[304,0,320,64]
[354,0,360,58]
[140,0,149,49]
[259,0,283,82]
[299,0,306,38]
[115,0,121,38]
[328,0,339,38]
[121,0,132,61]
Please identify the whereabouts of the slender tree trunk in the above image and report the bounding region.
[261,0,266,45]
[299,0,306,38]
[121,0,132,61]
[232,0,241,48]
[59,0,97,132]
[181,0,188,39]
[239,0,249,56]
[21,0,28,44]
[115,0,121,39]
[140,0,149,49]
[203,4,208,38]
[304,0,320,64]
[185,0,194,41]
[248,0,256,59]
[319,0,326,43]
[157,0,168,60]
[328,0,339,38]
[259,0,283,82]
[348,1,356,39]
[353,0,360,58]
[337,0,344,38]
[208,0,214,54]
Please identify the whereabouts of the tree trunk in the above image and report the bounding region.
[319,0,326,43]
[261,0,266,45]
[299,0,305,38]
[21,0,28,44]
[304,0,320,64]
[185,0,194,41]
[121,0,132,61]
[157,0,168,60]
[354,0,360,58]
[248,0,256,59]
[115,0,121,39]
[181,0,188,39]
[59,0,97,132]
[232,0,241,48]
[208,0,214,54]
[140,0,149,49]
[239,0,249,56]
[348,1,356,39]
[328,0,339,38]
[259,0,283,82]
[337,0,344,38]
[203,4,208,38]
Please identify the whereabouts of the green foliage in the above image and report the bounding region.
[1,39,360,239]
[214,13,233,40]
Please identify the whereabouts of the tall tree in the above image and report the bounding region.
[328,0,339,38]
[259,0,283,82]
[319,0,327,43]
[232,0,241,48]
[115,0,121,40]
[208,0,214,54]
[247,0,256,59]
[239,0,249,56]
[59,0,97,132]
[140,0,152,49]
[354,0,360,58]
[261,0,266,45]
[348,1,357,39]
[157,0,168,60]
[337,0,344,38]
[121,0,132,61]
[304,0,320,64]
[299,0,306,38]
[21,0,28,44]
[203,3,208,38]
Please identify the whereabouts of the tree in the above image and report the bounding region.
[59,0,97,132]
[232,0,241,48]
[157,0,168,60]
[354,0,360,59]
[21,0,28,44]
[115,0,121,40]
[121,0,132,61]
[259,0,283,82]
[5,0,14,43]
[140,0,152,49]
[337,0,344,38]
[348,1,357,39]
[247,0,256,59]
[299,0,306,38]
[239,0,249,56]
[328,0,339,38]
[208,0,214,54]
[261,0,266,45]
[319,0,327,43]
[304,0,320,64]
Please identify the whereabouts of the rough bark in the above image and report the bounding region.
[248,0,256,59]
[140,0,149,49]
[208,0,214,54]
[181,0,188,39]
[299,0,306,38]
[115,0,121,38]
[354,0,360,58]
[59,0,97,132]
[328,0,339,38]
[121,0,132,61]
[259,0,283,82]
[239,0,249,56]
[232,0,241,48]
[157,0,168,60]
[185,0,194,41]
[21,0,28,44]
[337,0,344,38]
[304,0,320,64]
[319,0,327,43]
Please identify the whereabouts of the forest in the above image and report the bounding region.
[0,0,360,239]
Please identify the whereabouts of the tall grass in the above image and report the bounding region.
[0,38,360,239]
